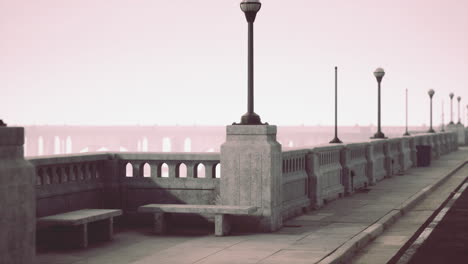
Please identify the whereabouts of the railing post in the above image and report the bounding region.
[220,125,282,232]
[340,147,352,195]
[102,154,120,209]
[0,126,35,263]
[365,143,374,186]
[306,152,322,209]
[383,140,391,178]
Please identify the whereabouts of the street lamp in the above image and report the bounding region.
[428,89,435,133]
[403,88,410,136]
[330,66,342,143]
[239,0,263,125]
[372,67,386,139]
[457,96,461,124]
[449,92,454,124]
[441,100,445,132]
[466,104,468,126]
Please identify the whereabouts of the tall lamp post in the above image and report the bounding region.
[403,88,410,136]
[449,93,454,124]
[441,100,445,132]
[457,96,461,124]
[428,89,435,133]
[330,66,342,143]
[372,68,386,139]
[239,0,263,125]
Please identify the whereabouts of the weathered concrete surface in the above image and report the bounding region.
[36,147,468,264]
[0,127,35,264]
[447,123,466,145]
[220,125,283,232]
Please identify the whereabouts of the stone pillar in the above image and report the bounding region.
[340,147,352,195]
[455,124,466,145]
[0,126,35,264]
[220,125,282,232]
[446,124,461,148]
[409,137,417,167]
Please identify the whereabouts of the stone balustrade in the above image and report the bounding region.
[281,149,309,220]
[387,138,403,176]
[368,139,388,184]
[308,144,344,209]
[342,142,369,194]
[116,153,220,210]
[29,153,112,218]
[25,131,460,234]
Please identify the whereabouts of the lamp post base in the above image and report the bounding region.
[428,128,435,133]
[329,137,342,144]
[238,112,264,125]
[449,121,455,125]
[371,131,386,139]
[403,131,410,136]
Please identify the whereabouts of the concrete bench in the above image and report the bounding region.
[138,204,258,236]
[37,209,122,248]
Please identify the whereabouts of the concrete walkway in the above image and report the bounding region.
[36,148,468,264]
[350,148,468,264]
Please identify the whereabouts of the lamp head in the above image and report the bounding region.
[373,67,385,82]
[449,92,454,99]
[428,89,435,98]
[240,0,261,23]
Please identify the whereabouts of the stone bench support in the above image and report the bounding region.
[138,204,257,236]
[37,209,122,248]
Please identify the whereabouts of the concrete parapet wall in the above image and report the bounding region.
[342,142,369,194]
[29,154,112,217]
[309,144,344,208]
[20,130,459,245]
[387,138,403,176]
[281,149,309,220]
[368,139,388,183]
[400,137,413,171]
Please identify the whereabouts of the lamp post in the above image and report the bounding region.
[330,66,342,143]
[239,0,263,125]
[372,67,386,139]
[449,93,454,124]
[428,89,435,133]
[457,96,461,124]
[403,88,410,136]
[441,100,445,132]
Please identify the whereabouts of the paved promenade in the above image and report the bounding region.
[351,148,468,264]
[37,148,468,264]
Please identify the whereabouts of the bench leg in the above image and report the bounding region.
[215,214,231,236]
[80,223,88,248]
[107,217,114,241]
[153,212,166,234]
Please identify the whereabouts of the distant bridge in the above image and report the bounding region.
[23,125,428,156]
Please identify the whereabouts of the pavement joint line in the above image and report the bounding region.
[316,159,468,264]
[395,178,468,264]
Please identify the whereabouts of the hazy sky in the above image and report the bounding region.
[2,0,468,126]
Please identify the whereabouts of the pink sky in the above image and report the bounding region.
[1,0,468,126]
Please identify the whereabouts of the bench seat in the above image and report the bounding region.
[138,204,257,236]
[37,209,122,248]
